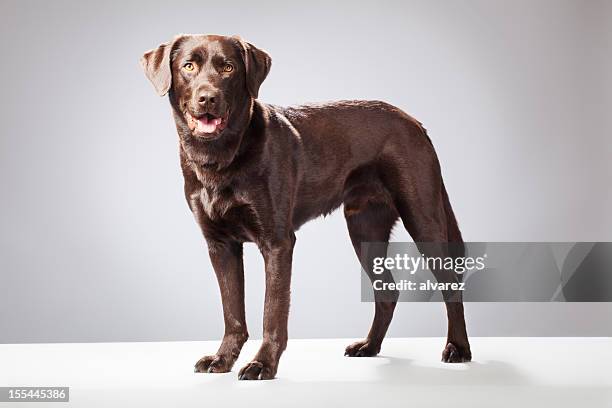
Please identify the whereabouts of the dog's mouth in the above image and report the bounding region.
[185,111,229,137]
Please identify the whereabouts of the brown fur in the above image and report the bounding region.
[141,34,471,380]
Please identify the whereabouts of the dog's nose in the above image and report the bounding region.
[197,92,218,109]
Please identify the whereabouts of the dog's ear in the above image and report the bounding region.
[140,36,183,96]
[234,37,272,99]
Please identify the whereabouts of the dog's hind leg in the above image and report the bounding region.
[343,178,400,357]
[393,169,472,363]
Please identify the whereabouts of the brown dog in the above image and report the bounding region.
[141,34,471,380]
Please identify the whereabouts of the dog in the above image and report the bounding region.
[141,34,471,380]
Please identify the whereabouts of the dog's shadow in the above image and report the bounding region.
[194,347,526,387]
[369,355,526,386]
[192,354,609,408]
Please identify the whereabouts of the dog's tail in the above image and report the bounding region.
[441,178,465,258]
[419,124,465,254]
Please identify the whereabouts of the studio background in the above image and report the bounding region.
[1,0,611,343]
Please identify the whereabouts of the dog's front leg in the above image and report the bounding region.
[238,234,295,380]
[194,240,248,373]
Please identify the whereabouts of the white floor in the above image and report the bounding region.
[1,338,611,407]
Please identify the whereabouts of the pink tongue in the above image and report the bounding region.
[196,117,223,134]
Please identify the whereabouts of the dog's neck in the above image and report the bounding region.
[173,98,259,172]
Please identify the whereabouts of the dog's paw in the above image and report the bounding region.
[194,355,232,373]
[441,342,472,363]
[237,360,276,380]
[344,340,380,357]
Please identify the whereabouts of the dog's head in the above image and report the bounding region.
[141,35,271,141]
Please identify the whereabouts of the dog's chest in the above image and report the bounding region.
[198,186,239,220]
[187,163,246,220]
[191,184,263,242]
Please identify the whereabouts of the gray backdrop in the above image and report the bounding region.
[1,0,611,343]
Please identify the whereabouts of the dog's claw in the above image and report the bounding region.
[344,340,380,357]
[194,355,232,373]
[238,360,275,380]
[441,342,472,363]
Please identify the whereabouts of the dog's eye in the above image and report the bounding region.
[183,63,195,72]
[223,63,234,73]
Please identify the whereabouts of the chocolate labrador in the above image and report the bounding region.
[140,34,471,380]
